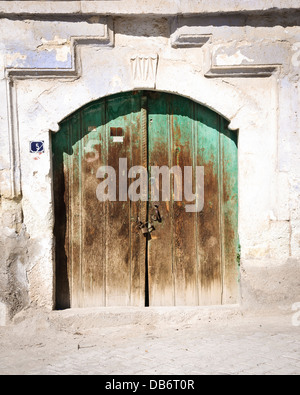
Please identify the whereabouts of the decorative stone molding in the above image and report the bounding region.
[171,17,211,48]
[5,78,21,198]
[171,16,280,78]
[1,1,300,16]
[130,54,159,89]
[171,33,211,49]
[205,65,279,78]
[205,41,282,78]
[6,18,114,80]
[4,17,114,198]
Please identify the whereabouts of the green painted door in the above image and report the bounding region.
[53,91,238,308]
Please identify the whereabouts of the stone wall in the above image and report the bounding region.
[0,1,299,323]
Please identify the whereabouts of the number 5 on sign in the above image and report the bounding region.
[30,141,44,153]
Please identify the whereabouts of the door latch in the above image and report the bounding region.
[136,205,162,237]
[136,218,155,237]
[151,204,162,223]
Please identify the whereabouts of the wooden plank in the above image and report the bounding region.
[220,119,239,304]
[147,92,174,306]
[81,101,106,307]
[68,111,83,307]
[105,92,144,306]
[106,94,130,306]
[130,92,146,307]
[195,105,222,305]
[170,94,198,306]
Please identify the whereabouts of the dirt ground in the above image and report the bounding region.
[0,305,299,375]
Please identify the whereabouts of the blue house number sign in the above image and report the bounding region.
[30,141,45,153]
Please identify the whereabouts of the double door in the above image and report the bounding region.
[53,91,238,308]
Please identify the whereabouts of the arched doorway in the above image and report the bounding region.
[52,91,239,308]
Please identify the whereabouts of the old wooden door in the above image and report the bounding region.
[53,91,238,309]
[146,92,238,306]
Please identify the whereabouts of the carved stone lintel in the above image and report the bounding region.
[130,54,158,89]
[170,17,212,49]
[205,65,278,78]
[171,34,211,48]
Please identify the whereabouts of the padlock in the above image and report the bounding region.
[141,225,149,234]
[136,217,156,237]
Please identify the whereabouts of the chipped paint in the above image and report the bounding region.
[37,36,71,63]
[216,50,255,66]
[5,52,27,67]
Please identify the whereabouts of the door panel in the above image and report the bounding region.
[68,110,84,307]
[53,91,238,308]
[170,95,198,306]
[195,105,222,305]
[147,93,174,306]
[53,92,146,308]
[147,93,199,306]
[219,122,239,304]
[147,93,228,306]
[81,101,106,307]
[105,93,144,306]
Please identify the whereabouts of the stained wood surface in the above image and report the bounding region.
[53,91,238,308]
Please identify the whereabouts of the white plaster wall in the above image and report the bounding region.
[0,8,299,317]
[0,301,8,326]
[1,0,300,16]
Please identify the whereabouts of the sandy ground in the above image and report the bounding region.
[0,305,299,375]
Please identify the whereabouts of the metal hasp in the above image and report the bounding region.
[137,204,162,237]
[136,217,156,237]
[151,204,162,223]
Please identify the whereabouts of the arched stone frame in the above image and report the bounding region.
[8,46,277,309]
